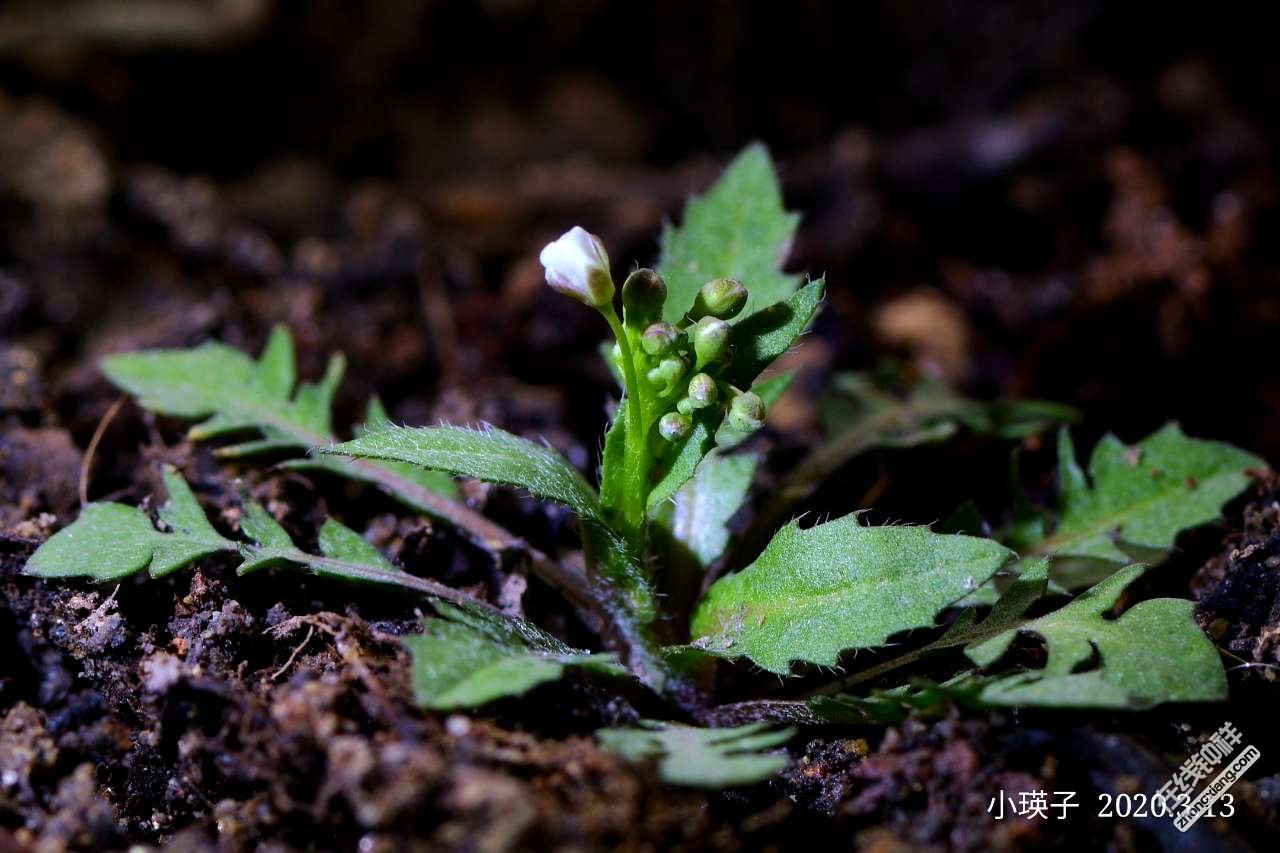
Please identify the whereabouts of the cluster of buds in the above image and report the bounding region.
[628,273,764,448]
[537,226,767,451]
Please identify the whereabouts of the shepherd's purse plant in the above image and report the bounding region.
[25,145,1267,789]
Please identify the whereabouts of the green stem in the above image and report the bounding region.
[602,305,651,551]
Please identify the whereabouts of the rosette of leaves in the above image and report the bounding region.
[28,144,1266,793]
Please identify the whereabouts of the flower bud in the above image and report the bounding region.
[641,322,679,356]
[691,316,732,370]
[714,391,766,449]
[659,412,693,442]
[691,278,748,320]
[539,226,614,307]
[646,355,687,396]
[621,269,667,327]
[686,373,718,409]
[676,397,696,415]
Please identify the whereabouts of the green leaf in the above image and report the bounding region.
[819,370,1074,456]
[653,450,757,571]
[103,326,337,449]
[645,408,718,513]
[346,397,459,499]
[102,326,458,505]
[1020,424,1263,587]
[25,476,234,581]
[809,678,990,725]
[722,280,824,389]
[658,143,801,323]
[644,373,793,521]
[317,518,395,570]
[740,370,1074,557]
[403,604,626,710]
[970,565,1228,708]
[323,424,603,523]
[690,516,1014,674]
[596,721,792,788]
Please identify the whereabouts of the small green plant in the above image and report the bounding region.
[24,145,1267,789]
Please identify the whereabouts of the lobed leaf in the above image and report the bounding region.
[969,565,1228,708]
[324,424,603,523]
[690,516,1013,674]
[596,721,793,788]
[1015,424,1264,588]
[26,467,483,611]
[658,143,801,323]
[403,604,626,710]
[25,469,234,582]
[101,327,459,504]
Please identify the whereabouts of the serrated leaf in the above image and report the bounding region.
[102,327,458,506]
[323,423,603,523]
[690,517,1013,674]
[937,558,1051,649]
[354,396,459,499]
[26,467,493,614]
[403,604,626,710]
[741,371,1074,557]
[722,280,824,389]
[597,721,792,788]
[659,143,800,323]
[969,565,1227,708]
[1019,424,1263,588]
[25,482,233,582]
[818,371,1075,455]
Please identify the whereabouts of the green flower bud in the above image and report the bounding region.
[691,278,748,320]
[646,355,687,395]
[621,268,667,328]
[714,391,766,449]
[691,316,732,370]
[676,397,696,415]
[641,322,679,356]
[729,391,766,427]
[686,373,718,409]
[659,411,693,442]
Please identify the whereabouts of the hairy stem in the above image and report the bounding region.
[602,305,652,553]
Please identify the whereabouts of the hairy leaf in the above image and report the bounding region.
[103,326,340,451]
[969,565,1227,708]
[404,604,626,710]
[324,424,603,523]
[26,468,483,609]
[1016,424,1263,587]
[658,143,801,322]
[739,371,1074,558]
[25,469,233,581]
[596,721,793,788]
[101,327,458,505]
[722,280,824,389]
[690,517,1014,674]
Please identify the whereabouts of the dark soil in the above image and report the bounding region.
[5,3,1280,850]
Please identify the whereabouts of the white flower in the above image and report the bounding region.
[539,226,614,307]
